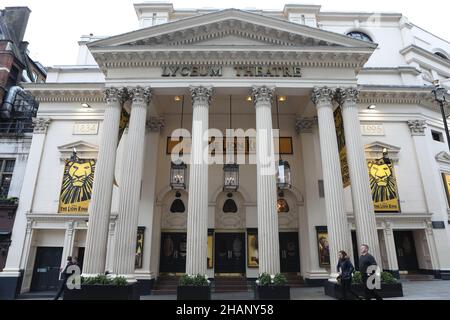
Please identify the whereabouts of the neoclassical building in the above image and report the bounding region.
[1,2,450,298]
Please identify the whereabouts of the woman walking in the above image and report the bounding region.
[336,250,360,300]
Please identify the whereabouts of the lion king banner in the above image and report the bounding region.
[334,106,350,188]
[59,155,96,214]
[367,158,400,212]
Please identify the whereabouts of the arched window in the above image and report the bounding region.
[223,199,238,213]
[170,199,185,213]
[434,52,449,61]
[277,198,290,213]
[346,31,373,42]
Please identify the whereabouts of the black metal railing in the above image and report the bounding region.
[0,121,34,135]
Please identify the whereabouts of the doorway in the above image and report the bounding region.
[30,247,63,292]
[279,232,300,273]
[159,232,187,274]
[214,233,245,274]
[394,231,419,271]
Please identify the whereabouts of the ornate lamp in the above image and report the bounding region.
[223,95,239,191]
[277,159,292,190]
[275,95,292,190]
[170,160,187,190]
[170,95,187,190]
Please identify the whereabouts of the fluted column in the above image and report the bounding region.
[338,88,382,266]
[311,87,352,277]
[185,86,213,276]
[252,86,280,275]
[83,88,126,276]
[113,87,151,278]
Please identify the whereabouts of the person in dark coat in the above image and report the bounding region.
[53,256,73,300]
[359,244,382,300]
[337,250,360,300]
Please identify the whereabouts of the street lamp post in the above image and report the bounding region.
[433,80,450,151]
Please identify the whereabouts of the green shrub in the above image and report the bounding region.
[352,271,397,284]
[81,274,128,286]
[257,273,287,286]
[179,274,210,286]
[273,273,287,286]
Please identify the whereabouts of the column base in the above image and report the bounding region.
[0,270,24,300]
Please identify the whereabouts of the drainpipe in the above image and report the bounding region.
[1,86,23,119]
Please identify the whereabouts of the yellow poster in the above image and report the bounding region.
[334,106,350,188]
[207,234,213,269]
[441,173,450,207]
[368,159,400,212]
[59,157,96,214]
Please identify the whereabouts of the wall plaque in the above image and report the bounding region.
[361,124,385,136]
[73,122,99,135]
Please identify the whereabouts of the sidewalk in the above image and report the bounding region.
[16,280,450,300]
[140,280,450,300]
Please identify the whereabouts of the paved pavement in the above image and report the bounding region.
[140,280,450,300]
[16,280,450,300]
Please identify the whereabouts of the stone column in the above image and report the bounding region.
[185,86,213,276]
[311,87,352,277]
[383,221,399,278]
[0,118,50,299]
[252,86,280,275]
[83,87,126,276]
[407,119,450,278]
[113,87,151,278]
[338,87,382,266]
[61,221,76,270]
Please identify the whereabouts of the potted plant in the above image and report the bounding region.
[324,271,403,299]
[63,274,140,300]
[177,274,211,300]
[254,273,290,300]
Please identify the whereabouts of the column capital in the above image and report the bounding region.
[311,86,335,107]
[295,116,318,134]
[32,117,51,134]
[129,86,152,105]
[251,86,274,106]
[190,86,213,105]
[104,87,127,104]
[146,117,165,132]
[407,119,427,136]
[335,87,359,106]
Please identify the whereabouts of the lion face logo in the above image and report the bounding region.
[60,159,95,205]
[368,160,397,202]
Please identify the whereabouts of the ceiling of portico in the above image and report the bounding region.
[88,9,376,73]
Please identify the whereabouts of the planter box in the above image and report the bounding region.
[324,281,403,299]
[63,283,139,300]
[254,285,291,300]
[177,286,211,300]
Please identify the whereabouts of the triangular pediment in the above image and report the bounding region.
[89,9,377,49]
[365,141,401,162]
[436,151,450,165]
[58,141,99,160]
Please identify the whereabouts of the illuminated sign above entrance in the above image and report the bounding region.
[161,65,302,78]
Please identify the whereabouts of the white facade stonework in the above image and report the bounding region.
[1,2,450,298]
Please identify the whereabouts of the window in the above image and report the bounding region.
[432,130,444,142]
[435,52,449,61]
[318,180,325,198]
[346,31,373,42]
[0,159,15,197]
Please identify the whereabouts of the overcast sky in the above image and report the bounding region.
[2,0,449,66]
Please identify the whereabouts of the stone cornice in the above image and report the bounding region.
[358,85,435,105]
[91,48,372,73]
[400,45,450,69]
[23,83,105,103]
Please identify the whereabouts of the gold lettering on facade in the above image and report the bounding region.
[162,65,301,77]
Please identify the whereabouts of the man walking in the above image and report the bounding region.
[53,256,73,300]
[359,244,382,300]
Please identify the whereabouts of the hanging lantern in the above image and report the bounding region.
[223,163,239,191]
[170,161,187,190]
[277,159,291,190]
